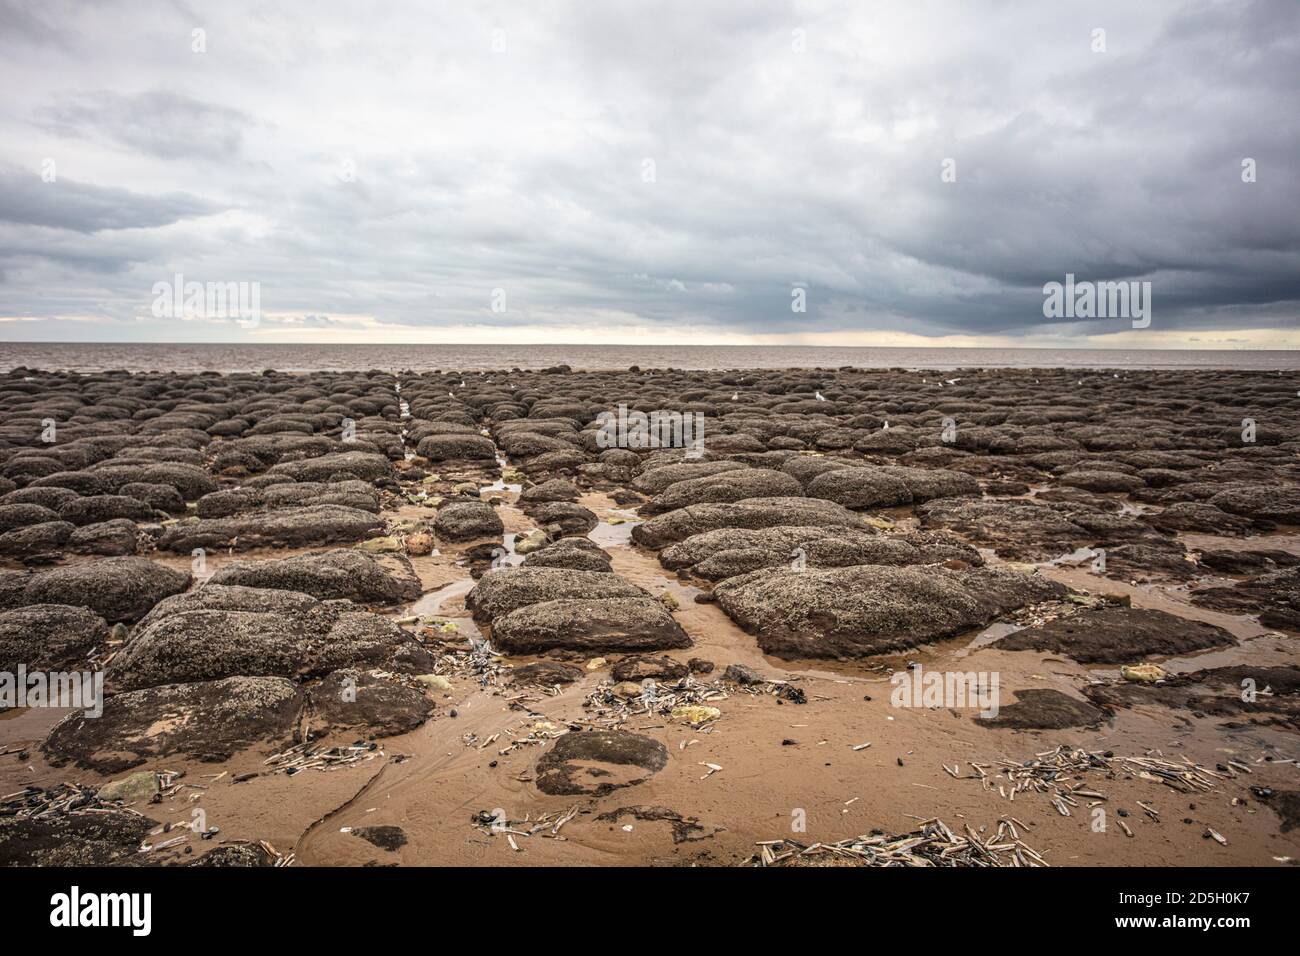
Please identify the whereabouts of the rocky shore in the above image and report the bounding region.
[1,364,1297,867]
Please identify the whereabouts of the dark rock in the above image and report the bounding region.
[43,676,305,772]
[57,494,153,526]
[1190,566,1300,630]
[157,504,384,552]
[535,730,668,795]
[632,497,862,549]
[644,468,803,514]
[611,655,689,682]
[491,598,691,654]
[353,825,408,851]
[0,604,109,672]
[976,689,1107,730]
[806,465,980,509]
[521,538,614,573]
[509,660,585,686]
[0,809,156,866]
[68,518,139,555]
[432,500,504,541]
[467,567,646,621]
[0,557,190,622]
[721,662,765,685]
[107,584,423,689]
[309,670,434,737]
[714,565,1067,658]
[993,607,1235,663]
[208,549,422,605]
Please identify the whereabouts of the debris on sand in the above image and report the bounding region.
[583,675,728,728]
[264,740,385,775]
[596,805,717,844]
[470,804,584,843]
[2,781,146,819]
[955,745,1222,817]
[749,817,1047,867]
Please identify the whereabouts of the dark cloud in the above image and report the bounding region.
[0,166,218,233]
[0,0,1295,344]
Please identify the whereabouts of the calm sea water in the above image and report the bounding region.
[0,343,1296,373]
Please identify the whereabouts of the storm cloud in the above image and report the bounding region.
[0,0,1296,346]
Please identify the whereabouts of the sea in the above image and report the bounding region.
[0,343,1296,373]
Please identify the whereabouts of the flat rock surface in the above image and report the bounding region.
[993,607,1237,663]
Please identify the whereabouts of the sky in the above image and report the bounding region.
[0,0,1297,348]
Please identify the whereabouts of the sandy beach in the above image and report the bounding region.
[1,362,1296,868]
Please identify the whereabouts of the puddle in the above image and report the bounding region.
[956,620,1024,656]
[482,477,522,494]
[408,578,476,618]
[497,533,525,567]
[1039,546,1102,569]
[589,511,641,549]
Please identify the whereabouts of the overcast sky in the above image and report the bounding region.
[0,0,1296,348]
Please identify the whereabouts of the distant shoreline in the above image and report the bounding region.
[1,342,1297,374]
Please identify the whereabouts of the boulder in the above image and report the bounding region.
[644,468,803,514]
[0,604,109,672]
[993,607,1236,663]
[157,504,384,552]
[0,557,190,622]
[432,500,504,541]
[466,567,646,621]
[490,597,691,653]
[42,675,305,772]
[714,565,1067,658]
[632,497,862,549]
[208,549,422,605]
[806,466,980,509]
[107,584,424,690]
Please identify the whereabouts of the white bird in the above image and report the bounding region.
[731,392,738,401]
[883,421,890,430]
[946,378,959,385]
[815,391,826,401]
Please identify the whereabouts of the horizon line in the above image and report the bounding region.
[1,341,1296,353]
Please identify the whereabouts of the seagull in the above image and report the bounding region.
[731,392,738,401]
[883,421,890,430]
[815,391,826,401]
